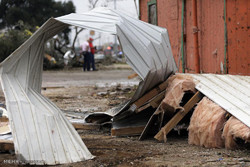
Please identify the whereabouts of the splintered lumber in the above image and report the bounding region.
[155,91,203,142]
[0,117,9,122]
[111,126,145,137]
[72,123,101,130]
[129,78,170,112]
[128,73,138,79]
[222,116,250,149]
[136,90,166,113]
[188,97,226,148]
[150,91,166,108]
[0,140,14,152]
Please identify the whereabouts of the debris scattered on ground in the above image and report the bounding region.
[0,70,249,166]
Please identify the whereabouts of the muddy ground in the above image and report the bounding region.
[0,67,249,167]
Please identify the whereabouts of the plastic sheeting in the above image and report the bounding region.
[0,8,177,165]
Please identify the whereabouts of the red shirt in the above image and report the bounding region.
[89,42,95,54]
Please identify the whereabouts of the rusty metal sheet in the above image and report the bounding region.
[227,0,250,75]
[140,0,250,75]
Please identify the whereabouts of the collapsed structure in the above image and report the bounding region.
[0,7,249,166]
[0,8,177,165]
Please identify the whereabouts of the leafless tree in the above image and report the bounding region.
[88,0,99,8]
[72,27,84,52]
[72,0,101,53]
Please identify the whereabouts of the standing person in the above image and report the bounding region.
[88,38,97,71]
[82,39,90,71]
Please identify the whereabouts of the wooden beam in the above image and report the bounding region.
[136,90,166,113]
[150,90,166,108]
[129,78,170,112]
[72,123,100,130]
[136,103,151,113]
[128,73,138,79]
[111,126,145,137]
[154,91,203,142]
[0,140,14,152]
[0,117,9,122]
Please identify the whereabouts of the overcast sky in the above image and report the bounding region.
[58,0,138,46]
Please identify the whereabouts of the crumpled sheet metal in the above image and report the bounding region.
[56,8,177,102]
[0,8,177,165]
[0,19,93,165]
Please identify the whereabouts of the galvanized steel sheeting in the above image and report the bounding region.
[56,8,177,101]
[0,8,177,164]
[0,19,93,165]
[190,74,250,128]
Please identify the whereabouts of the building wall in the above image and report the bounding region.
[197,0,225,74]
[139,0,249,75]
[227,0,250,75]
[140,0,183,72]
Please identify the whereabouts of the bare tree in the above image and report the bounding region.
[88,0,99,8]
[71,0,101,53]
[72,27,84,52]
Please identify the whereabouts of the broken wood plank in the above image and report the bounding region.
[0,117,9,122]
[136,90,166,113]
[111,126,145,137]
[149,90,166,108]
[136,103,152,113]
[0,140,14,152]
[129,79,170,112]
[72,123,100,130]
[154,91,203,142]
[128,73,138,79]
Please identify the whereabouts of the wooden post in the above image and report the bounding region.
[136,90,166,113]
[129,78,170,112]
[154,91,203,142]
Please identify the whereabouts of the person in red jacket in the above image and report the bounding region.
[88,37,97,71]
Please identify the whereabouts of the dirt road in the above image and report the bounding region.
[0,68,249,167]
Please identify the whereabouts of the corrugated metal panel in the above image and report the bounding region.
[227,0,250,75]
[56,8,177,103]
[0,19,93,165]
[0,8,177,164]
[189,74,250,128]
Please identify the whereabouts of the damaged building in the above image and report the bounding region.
[0,5,249,166]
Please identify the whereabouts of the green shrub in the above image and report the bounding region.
[0,28,30,62]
